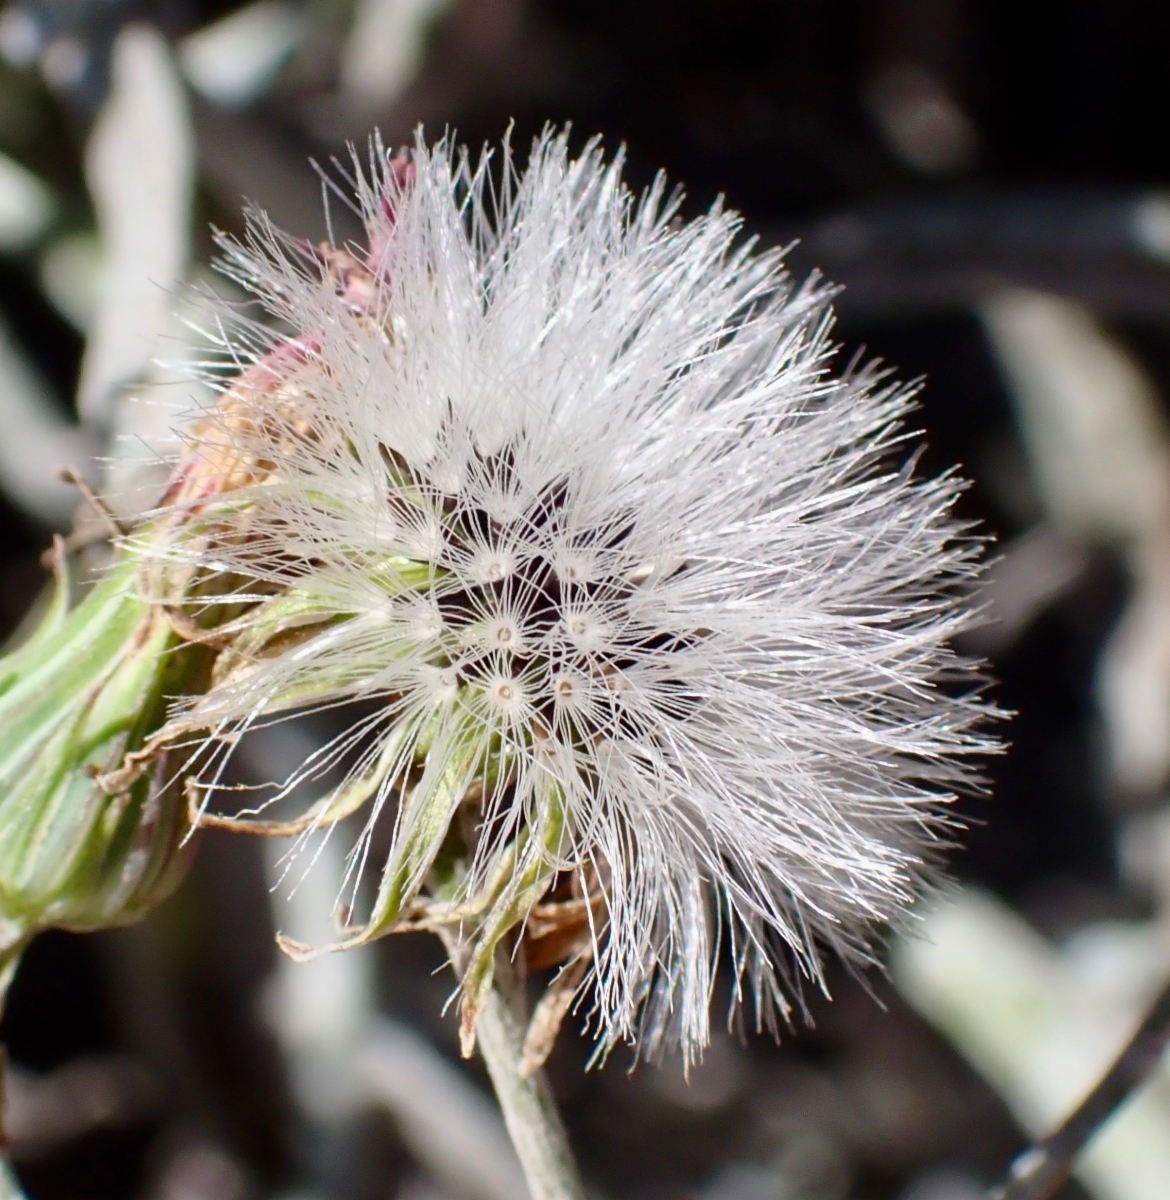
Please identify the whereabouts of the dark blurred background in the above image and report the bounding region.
[3,3,1170,1199]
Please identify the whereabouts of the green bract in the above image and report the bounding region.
[0,545,210,993]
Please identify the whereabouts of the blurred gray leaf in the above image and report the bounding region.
[341,0,455,111]
[77,23,193,428]
[979,289,1170,544]
[980,288,1170,792]
[38,233,101,332]
[179,2,305,110]
[865,63,977,175]
[0,151,54,250]
[0,312,95,526]
[960,526,1090,657]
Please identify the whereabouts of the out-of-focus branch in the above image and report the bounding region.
[894,890,1170,1200]
[988,977,1170,1200]
[776,192,1170,322]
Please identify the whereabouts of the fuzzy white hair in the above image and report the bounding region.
[156,127,996,1064]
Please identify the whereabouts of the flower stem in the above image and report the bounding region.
[987,974,1170,1200]
[474,970,586,1200]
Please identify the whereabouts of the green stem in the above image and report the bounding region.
[474,972,586,1200]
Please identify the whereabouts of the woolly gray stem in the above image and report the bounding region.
[987,974,1170,1200]
[473,964,585,1200]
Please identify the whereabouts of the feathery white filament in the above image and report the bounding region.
[160,127,996,1064]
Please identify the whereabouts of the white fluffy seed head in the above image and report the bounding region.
[158,127,999,1065]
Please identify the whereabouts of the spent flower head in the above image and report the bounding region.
[149,128,996,1065]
